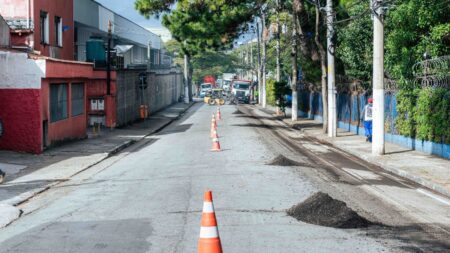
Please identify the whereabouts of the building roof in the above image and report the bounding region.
[75,0,163,49]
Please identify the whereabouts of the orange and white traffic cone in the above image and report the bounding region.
[210,129,219,139]
[211,137,221,152]
[216,107,221,121]
[198,191,222,253]
[211,114,217,130]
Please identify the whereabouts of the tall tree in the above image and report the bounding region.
[313,1,328,133]
[135,0,261,100]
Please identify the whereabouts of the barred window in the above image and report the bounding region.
[50,84,68,122]
[71,83,84,116]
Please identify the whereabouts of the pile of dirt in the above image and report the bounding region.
[287,192,373,229]
[267,155,304,166]
[232,110,243,114]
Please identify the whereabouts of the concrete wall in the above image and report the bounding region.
[74,0,99,28]
[116,67,183,126]
[0,50,44,153]
[0,15,10,47]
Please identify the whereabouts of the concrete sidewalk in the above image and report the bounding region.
[0,102,194,228]
[261,105,450,198]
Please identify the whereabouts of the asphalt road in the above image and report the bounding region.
[0,103,448,252]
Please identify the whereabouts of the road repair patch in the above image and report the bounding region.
[287,192,373,229]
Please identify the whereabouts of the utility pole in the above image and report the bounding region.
[256,22,262,105]
[291,11,298,121]
[261,10,267,108]
[275,0,281,82]
[326,0,337,137]
[106,20,112,95]
[372,0,385,155]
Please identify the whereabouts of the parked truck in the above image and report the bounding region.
[222,73,236,92]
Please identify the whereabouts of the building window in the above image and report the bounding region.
[55,16,62,47]
[71,83,84,116]
[40,11,49,44]
[50,84,68,122]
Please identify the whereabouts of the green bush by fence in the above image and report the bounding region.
[266,79,276,106]
[396,87,450,144]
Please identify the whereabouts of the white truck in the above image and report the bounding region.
[222,73,236,92]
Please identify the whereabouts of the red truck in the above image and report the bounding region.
[203,76,216,87]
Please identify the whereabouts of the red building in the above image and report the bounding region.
[0,49,117,154]
[0,1,117,154]
[0,0,74,60]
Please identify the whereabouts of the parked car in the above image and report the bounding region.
[199,83,213,98]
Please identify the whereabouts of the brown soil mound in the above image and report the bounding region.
[287,192,373,229]
[267,155,304,166]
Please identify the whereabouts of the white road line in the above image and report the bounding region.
[417,188,450,206]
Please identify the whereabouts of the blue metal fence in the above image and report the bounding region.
[297,90,449,159]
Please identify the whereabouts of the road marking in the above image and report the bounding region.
[417,188,450,206]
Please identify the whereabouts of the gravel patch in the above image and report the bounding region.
[267,155,306,167]
[287,192,373,229]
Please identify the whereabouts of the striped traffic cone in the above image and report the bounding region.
[211,114,217,131]
[198,191,222,253]
[211,137,221,152]
[210,129,219,139]
[216,107,221,121]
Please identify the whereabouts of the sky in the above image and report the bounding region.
[95,0,172,42]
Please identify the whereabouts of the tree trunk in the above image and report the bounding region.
[187,54,193,102]
[314,5,328,133]
[291,11,299,121]
[292,0,310,57]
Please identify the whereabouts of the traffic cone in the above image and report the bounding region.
[210,129,219,139]
[216,107,221,121]
[211,137,221,152]
[211,114,217,130]
[198,191,222,253]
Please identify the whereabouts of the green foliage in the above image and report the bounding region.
[134,0,174,18]
[385,0,450,80]
[396,87,450,144]
[266,78,277,106]
[415,88,450,143]
[336,2,372,84]
[191,51,239,83]
[146,0,259,56]
[395,88,418,138]
[266,79,290,111]
[274,81,290,113]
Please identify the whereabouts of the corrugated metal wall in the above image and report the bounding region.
[116,68,183,126]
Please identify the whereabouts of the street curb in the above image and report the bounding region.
[253,105,450,198]
[0,102,196,229]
